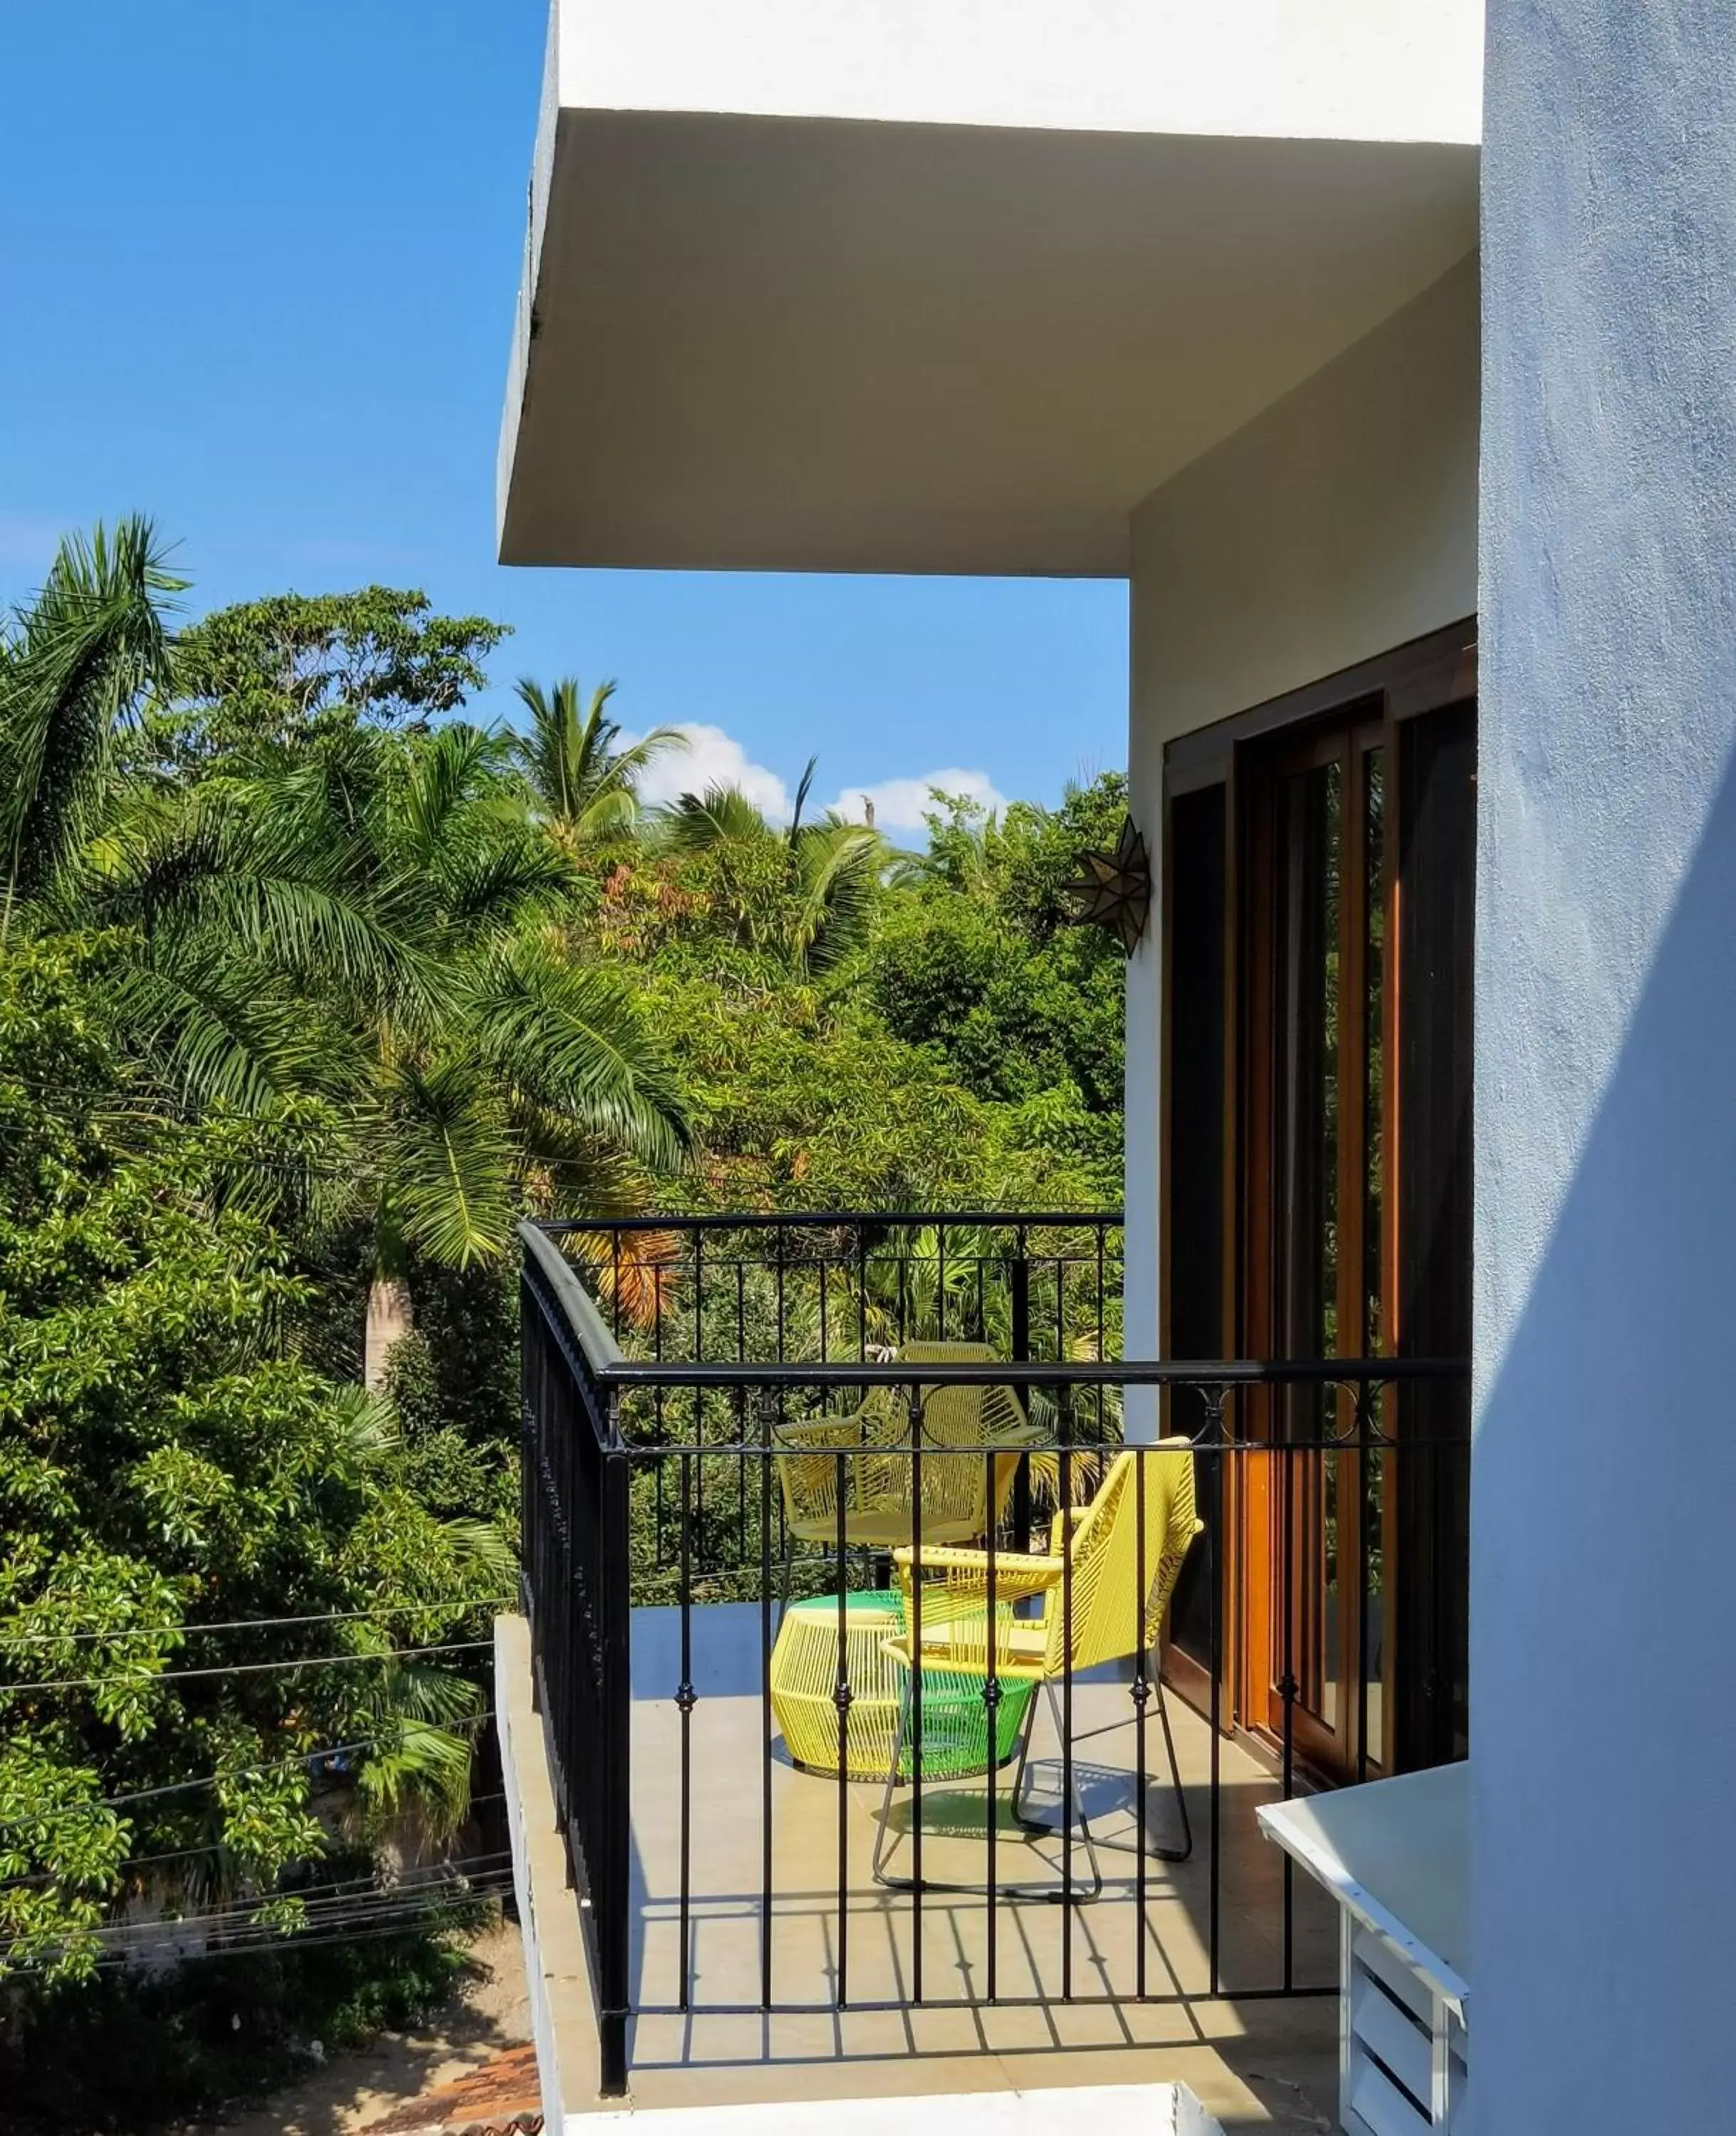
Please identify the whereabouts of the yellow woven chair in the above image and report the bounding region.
[872,1440,1202,1900]
[770,1343,1042,1586]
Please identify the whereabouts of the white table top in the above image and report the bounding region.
[1257,1762,1470,2016]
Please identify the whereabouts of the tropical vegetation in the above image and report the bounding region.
[0,520,1125,2122]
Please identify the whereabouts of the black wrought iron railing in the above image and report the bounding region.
[518,1212,1469,2098]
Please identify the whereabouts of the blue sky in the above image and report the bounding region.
[1,1,1126,830]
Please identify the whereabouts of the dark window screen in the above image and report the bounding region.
[1394,699,1475,1768]
[1166,783,1226,1670]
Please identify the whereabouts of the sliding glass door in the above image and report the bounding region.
[1161,627,1475,1781]
[1248,718,1389,1778]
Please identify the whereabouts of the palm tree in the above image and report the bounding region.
[1,525,695,1380]
[0,517,183,939]
[657,757,888,975]
[351,718,693,1377]
[511,676,685,854]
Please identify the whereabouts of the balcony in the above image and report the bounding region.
[509,1212,1467,2125]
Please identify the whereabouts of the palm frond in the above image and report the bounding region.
[103,951,360,1115]
[437,1517,518,1593]
[394,721,516,867]
[790,820,886,975]
[654,783,772,852]
[788,755,818,837]
[109,778,436,1018]
[354,1712,479,1841]
[467,933,693,1172]
[385,1059,517,1266]
[0,518,184,917]
[432,836,569,931]
[564,1226,684,1333]
[511,678,684,851]
[328,1382,404,1467]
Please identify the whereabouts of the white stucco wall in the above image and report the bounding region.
[1122,258,1480,1395]
[555,0,1483,145]
[1473,6,1736,2129]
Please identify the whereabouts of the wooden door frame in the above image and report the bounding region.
[1159,619,1476,1768]
[1241,711,1382,1782]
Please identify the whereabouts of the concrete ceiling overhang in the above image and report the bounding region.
[498,6,1481,577]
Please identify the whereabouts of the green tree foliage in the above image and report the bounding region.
[0,936,509,1985]
[653,760,888,978]
[0,518,1131,2109]
[382,1256,521,1532]
[163,585,508,764]
[1,540,694,1284]
[869,780,1129,1114]
[0,1911,482,2133]
[594,771,1129,1214]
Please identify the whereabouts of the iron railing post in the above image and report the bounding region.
[597,1411,632,2096]
[1010,1235,1032,1553]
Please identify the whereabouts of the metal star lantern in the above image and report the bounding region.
[1063,816,1152,953]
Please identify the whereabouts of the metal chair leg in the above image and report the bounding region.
[869,1696,910,1888]
[874,1680,1077,1900]
[1010,1680,1102,1902]
[1149,1675,1193,1864]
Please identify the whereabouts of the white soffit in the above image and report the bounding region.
[556,0,1483,150]
[498,0,1483,575]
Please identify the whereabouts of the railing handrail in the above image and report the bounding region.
[535,1208,1125,1233]
[520,1217,627,1378]
[593,1356,1466,1388]
[527,1214,1466,1395]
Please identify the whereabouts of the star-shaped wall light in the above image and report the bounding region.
[1062,816,1152,953]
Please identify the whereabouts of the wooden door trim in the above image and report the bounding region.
[1159,624,1477,1764]
[1164,619,1476,781]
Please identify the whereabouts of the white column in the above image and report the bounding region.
[1474,4,1736,2127]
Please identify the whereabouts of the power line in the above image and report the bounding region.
[0,1793,508,1892]
[5,1878,516,1962]
[93,1900,516,1973]
[2,1638,494,1699]
[0,1597,514,1645]
[0,1881,516,1974]
[4,1856,512,1936]
[5,1852,515,1941]
[0,1713,498,1822]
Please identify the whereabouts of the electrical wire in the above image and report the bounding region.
[0,1881,516,1974]
[0,1791,511,1893]
[0,1712,498,1821]
[84,1903,517,1974]
[1,1638,495,1698]
[0,1598,515,1645]
[0,1854,510,1939]
[4,1877,516,1957]
[6,1852,516,1944]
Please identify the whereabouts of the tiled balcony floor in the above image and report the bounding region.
[592,1603,1341,2128]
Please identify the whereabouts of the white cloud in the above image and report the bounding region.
[624,722,790,819]
[620,721,1008,840]
[829,768,1008,836]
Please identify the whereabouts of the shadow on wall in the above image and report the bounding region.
[1470,744,1736,2131]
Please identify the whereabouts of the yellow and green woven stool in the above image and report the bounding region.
[770,1592,1036,1784]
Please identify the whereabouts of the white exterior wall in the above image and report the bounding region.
[1123,258,1480,1408]
[1473,5,1736,2128]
